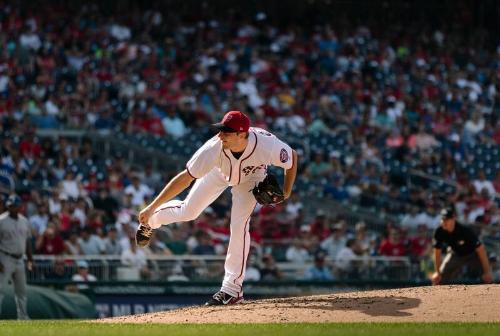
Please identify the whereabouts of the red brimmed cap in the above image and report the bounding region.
[212,111,250,133]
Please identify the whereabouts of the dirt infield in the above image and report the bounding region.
[102,285,500,323]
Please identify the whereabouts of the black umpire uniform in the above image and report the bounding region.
[432,206,493,285]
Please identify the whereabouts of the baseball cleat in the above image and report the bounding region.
[204,291,244,306]
[135,224,153,247]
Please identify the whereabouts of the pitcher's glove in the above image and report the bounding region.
[252,174,285,205]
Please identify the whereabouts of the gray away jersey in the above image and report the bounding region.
[0,212,31,256]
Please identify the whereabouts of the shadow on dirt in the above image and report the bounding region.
[273,296,421,317]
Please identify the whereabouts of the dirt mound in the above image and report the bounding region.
[101,285,500,323]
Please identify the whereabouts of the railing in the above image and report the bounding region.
[30,255,415,283]
[30,255,226,282]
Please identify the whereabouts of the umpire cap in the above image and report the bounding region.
[5,194,21,207]
[440,205,456,220]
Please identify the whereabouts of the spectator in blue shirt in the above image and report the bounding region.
[304,252,333,281]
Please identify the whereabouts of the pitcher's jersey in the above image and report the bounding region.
[186,127,293,186]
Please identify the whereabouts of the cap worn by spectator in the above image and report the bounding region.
[77,260,89,268]
[300,225,310,233]
[332,222,344,230]
[316,209,326,217]
[355,221,366,231]
[314,251,327,262]
[330,150,341,159]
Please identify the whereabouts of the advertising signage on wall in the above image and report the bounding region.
[94,295,207,318]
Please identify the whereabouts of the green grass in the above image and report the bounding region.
[0,322,499,336]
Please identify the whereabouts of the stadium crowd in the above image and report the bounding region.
[0,1,499,282]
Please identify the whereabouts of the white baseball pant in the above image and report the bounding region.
[148,169,257,297]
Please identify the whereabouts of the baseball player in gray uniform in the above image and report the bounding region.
[0,194,33,320]
[136,111,298,305]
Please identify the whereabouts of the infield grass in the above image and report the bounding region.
[0,321,500,336]
[0,321,499,336]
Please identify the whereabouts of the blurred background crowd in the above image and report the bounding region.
[0,0,499,283]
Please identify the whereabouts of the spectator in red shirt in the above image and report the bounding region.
[493,171,500,194]
[477,189,493,210]
[270,221,297,240]
[127,106,165,135]
[207,211,231,245]
[255,205,282,239]
[379,228,407,256]
[87,210,104,231]
[35,226,65,255]
[385,128,404,148]
[492,123,500,145]
[58,199,72,236]
[193,207,216,231]
[19,132,42,158]
[309,210,331,241]
[410,224,431,259]
[141,106,165,136]
[83,173,99,195]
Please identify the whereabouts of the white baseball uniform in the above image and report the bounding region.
[148,127,293,297]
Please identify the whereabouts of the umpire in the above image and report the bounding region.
[431,205,493,285]
[0,194,33,319]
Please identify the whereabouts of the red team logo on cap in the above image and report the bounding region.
[280,148,288,163]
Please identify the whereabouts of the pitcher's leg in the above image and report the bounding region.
[221,183,257,297]
[148,170,227,229]
[12,261,29,320]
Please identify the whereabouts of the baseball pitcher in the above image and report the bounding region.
[136,110,298,305]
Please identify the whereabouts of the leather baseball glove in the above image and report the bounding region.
[252,174,284,205]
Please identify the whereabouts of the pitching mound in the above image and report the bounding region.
[100,284,500,323]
